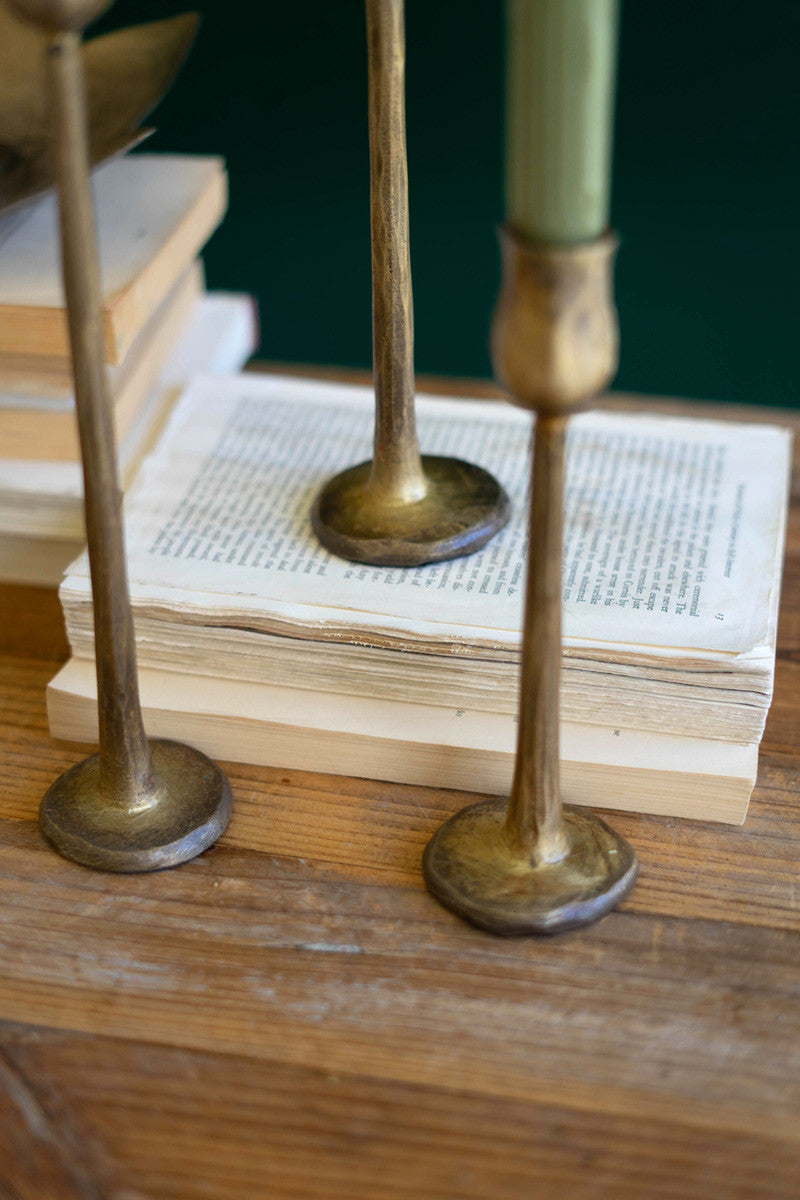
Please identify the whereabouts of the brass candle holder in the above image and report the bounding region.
[423,228,639,935]
[10,0,232,872]
[312,0,510,567]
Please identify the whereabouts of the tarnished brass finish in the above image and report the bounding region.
[12,0,231,871]
[492,227,620,415]
[311,0,510,567]
[423,799,637,936]
[312,455,509,566]
[0,2,197,216]
[40,739,231,873]
[423,227,639,935]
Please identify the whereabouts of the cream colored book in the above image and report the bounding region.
[0,154,227,363]
[0,261,203,460]
[47,657,758,824]
[0,292,258,584]
[59,375,792,748]
[0,355,83,400]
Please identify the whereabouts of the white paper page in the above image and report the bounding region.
[63,374,792,656]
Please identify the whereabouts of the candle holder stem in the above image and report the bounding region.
[506,413,569,865]
[48,31,154,804]
[312,0,510,566]
[14,4,232,872]
[366,0,424,507]
[423,227,639,934]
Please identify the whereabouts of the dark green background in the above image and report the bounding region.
[93,1,799,406]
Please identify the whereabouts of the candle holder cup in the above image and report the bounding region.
[423,227,638,934]
[312,0,509,568]
[10,0,232,871]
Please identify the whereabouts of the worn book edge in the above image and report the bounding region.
[48,656,756,825]
[0,293,258,580]
[0,155,227,363]
[0,262,203,459]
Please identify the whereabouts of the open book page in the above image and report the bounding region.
[61,374,792,657]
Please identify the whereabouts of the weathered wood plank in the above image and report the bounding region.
[0,584,69,660]
[0,1049,107,1200]
[0,649,799,927]
[2,1019,799,1200]
[0,820,798,1150]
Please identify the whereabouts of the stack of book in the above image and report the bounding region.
[49,373,792,825]
[0,153,258,584]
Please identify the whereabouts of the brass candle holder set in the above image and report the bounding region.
[13,0,639,934]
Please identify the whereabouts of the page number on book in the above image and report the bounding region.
[716,612,725,621]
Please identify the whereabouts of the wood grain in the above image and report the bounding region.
[1,816,799,1139]
[1,391,799,1198]
[2,1019,799,1200]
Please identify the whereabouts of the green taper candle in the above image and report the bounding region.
[506,0,620,243]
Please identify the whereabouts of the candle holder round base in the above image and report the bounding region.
[39,739,232,873]
[312,455,511,567]
[423,797,638,936]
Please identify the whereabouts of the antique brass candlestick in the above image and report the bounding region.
[9,0,232,871]
[312,0,510,567]
[423,229,639,934]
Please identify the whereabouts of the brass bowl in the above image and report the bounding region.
[0,5,198,216]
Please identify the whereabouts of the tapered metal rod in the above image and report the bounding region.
[47,31,155,807]
[505,413,569,864]
[366,0,425,502]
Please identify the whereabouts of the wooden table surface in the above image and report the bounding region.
[1,386,800,1199]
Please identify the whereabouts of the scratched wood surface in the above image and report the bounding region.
[1,391,800,1199]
